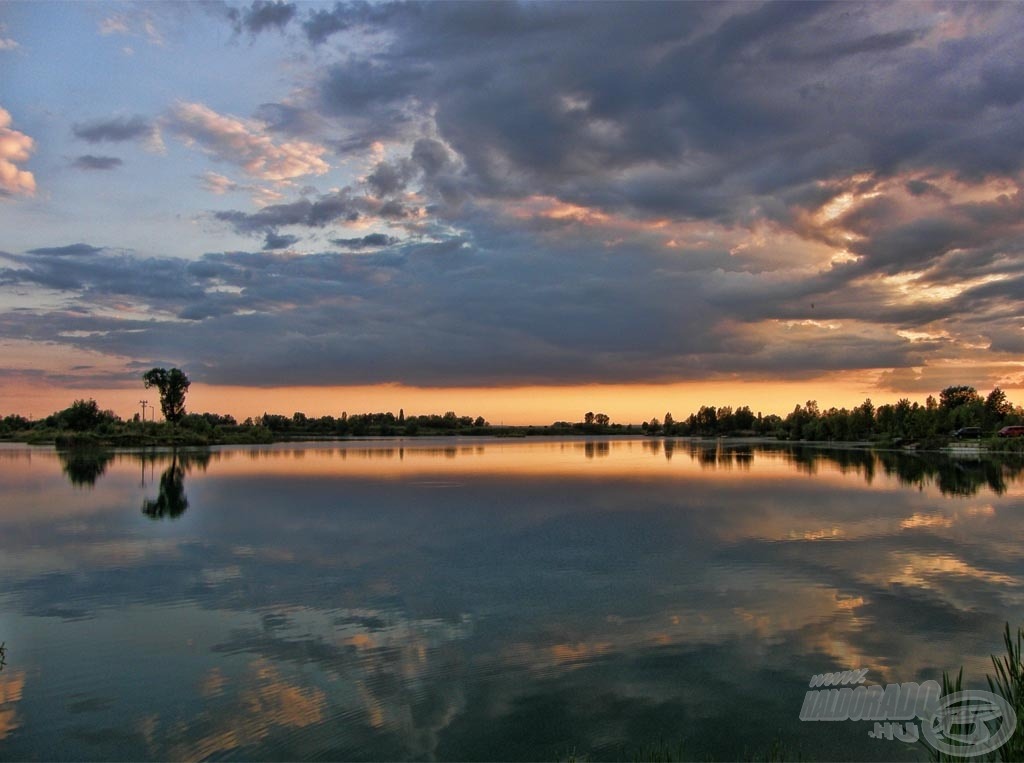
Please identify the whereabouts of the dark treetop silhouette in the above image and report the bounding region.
[142,368,191,424]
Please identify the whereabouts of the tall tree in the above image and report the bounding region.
[939,385,981,410]
[142,368,191,424]
[985,387,1012,420]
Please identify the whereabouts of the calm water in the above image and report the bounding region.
[0,439,1022,761]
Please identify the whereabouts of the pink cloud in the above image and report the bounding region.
[168,102,329,182]
[0,107,35,198]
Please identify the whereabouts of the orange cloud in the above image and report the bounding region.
[168,101,329,182]
[0,107,35,197]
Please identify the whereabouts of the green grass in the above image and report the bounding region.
[988,624,1024,762]
[924,623,1023,762]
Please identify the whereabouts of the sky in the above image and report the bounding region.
[1,1,1023,424]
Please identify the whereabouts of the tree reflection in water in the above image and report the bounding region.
[142,453,189,519]
[141,451,210,520]
[680,441,1024,497]
[58,447,211,519]
[58,448,114,487]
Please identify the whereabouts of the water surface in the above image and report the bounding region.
[1,439,1022,761]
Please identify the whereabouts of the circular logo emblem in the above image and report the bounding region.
[921,690,1017,758]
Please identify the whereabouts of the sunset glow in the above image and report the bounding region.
[2,2,1024,419]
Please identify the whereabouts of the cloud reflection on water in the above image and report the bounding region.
[0,440,1021,760]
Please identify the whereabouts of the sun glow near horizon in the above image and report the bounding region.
[0,375,991,426]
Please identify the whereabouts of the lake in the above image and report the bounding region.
[0,439,1021,761]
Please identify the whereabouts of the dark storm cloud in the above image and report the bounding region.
[3,248,203,304]
[411,139,451,176]
[262,232,299,250]
[303,1,1024,223]
[365,158,416,197]
[0,222,942,388]
[213,189,362,234]
[253,102,324,137]
[331,233,398,249]
[72,155,123,171]
[212,185,422,239]
[72,115,154,143]
[301,1,381,45]
[229,0,296,35]
[26,243,104,257]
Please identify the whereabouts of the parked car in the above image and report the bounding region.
[997,425,1024,438]
[952,427,982,439]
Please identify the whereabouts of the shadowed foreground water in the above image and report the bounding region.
[0,439,1022,761]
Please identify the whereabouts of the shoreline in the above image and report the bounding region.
[2,432,1021,457]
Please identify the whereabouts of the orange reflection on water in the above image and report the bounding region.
[177,660,325,761]
[0,672,25,741]
[200,439,882,486]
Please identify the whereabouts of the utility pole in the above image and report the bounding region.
[140,400,148,426]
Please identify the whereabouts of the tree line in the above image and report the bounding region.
[0,369,1021,447]
[642,385,1022,445]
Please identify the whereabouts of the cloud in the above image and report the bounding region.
[98,15,130,35]
[72,115,161,151]
[0,220,975,388]
[213,188,363,234]
[300,2,1024,225]
[229,1,297,35]
[331,233,399,249]
[0,107,35,197]
[25,243,104,257]
[0,36,19,51]
[72,155,123,171]
[365,158,416,197]
[262,232,299,250]
[201,171,238,195]
[302,4,357,45]
[199,171,283,207]
[253,103,325,138]
[97,11,163,45]
[5,3,1024,393]
[411,138,452,177]
[166,101,329,181]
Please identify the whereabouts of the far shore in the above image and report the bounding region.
[3,431,1022,457]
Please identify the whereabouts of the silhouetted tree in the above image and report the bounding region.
[143,368,191,424]
[986,388,1012,420]
[940,385,981,410]
[46,399,118,431]
[734,405,756,431]
[695,405,717,435]
[0,414,30,434]
[63,399,103,431]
